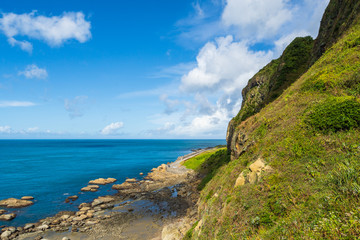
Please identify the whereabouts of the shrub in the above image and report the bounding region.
[306,98,360,133]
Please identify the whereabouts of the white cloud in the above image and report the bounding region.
[181,35,273,94]
[19,64,48,79]
[26,127,40,133]
[0,101,36,107]
[8,37,33,53]
[101,122,124,135]
[64,96,88,119]
[0,11,91,52]
[222,0,293,40]
[0,126,11,133]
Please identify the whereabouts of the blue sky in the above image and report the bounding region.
[0,0,329,139]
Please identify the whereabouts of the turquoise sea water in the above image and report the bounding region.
[0,139,225,227]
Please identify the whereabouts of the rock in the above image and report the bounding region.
[125,178,137,183]
[62,237,71,240]
[88,178,116,185]
[234,172,246,187]
[79,207,91,212]
[67,195,78,201]
[7,227,16,233]
[0,209,6,215]
[112,181,134,190]
[1,230,11,239]
[99,203,114,210]
[91,197,115,207]
[158,164,167,172]
[78,203,91,209]
[0,213,16,221]
[234,158,274,188]
[139,172,144,176]
[0,198,33,208]
[91,196,115,207]
[81,185,99,192]
[85,220,99,226]
[249,158,266,174]
[36,224,49,231]
[86,212,93,218]
[60,215,70,220]
[24,223,35,230]
[248,171,258,184]
[73,215,87,221]
[21,196,34,200]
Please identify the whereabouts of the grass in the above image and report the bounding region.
[182,148,220,171]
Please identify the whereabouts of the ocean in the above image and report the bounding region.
[0,139,226,227]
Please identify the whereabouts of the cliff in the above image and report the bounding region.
[311,0,360,64]
[227,36,314,158]
[184,0,360,238]
[227,0,360,159]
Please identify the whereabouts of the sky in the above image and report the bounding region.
[0,0,330,139]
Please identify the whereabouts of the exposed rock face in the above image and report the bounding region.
[0,198,33,208]
[311,0,360,64]
[227,37,314,158]
[234,158,273,187]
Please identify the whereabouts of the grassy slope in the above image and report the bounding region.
[190,18,360,239]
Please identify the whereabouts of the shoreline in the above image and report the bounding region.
[1,147,215,240]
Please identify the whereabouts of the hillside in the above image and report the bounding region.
[184,0,360,239]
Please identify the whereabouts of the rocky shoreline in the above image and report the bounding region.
[0,148,212,240]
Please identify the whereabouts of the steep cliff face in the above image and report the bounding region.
[227,36,314,157]
[227,0,360,159]
[311,0,360,64]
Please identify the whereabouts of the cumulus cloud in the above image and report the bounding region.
[64,96,88,119]
[0,11,91,52]
[101,122,124,135]
[0,101,36,107]
[181,35,272,94]
[222,0,293,40]
[19,64,48,79]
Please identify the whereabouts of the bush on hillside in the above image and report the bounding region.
[306,97,360,133]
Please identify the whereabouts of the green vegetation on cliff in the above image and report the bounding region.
[233,36,314,124]
[187,1,360,239]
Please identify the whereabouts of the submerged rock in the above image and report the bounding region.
[0,198,33,208]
